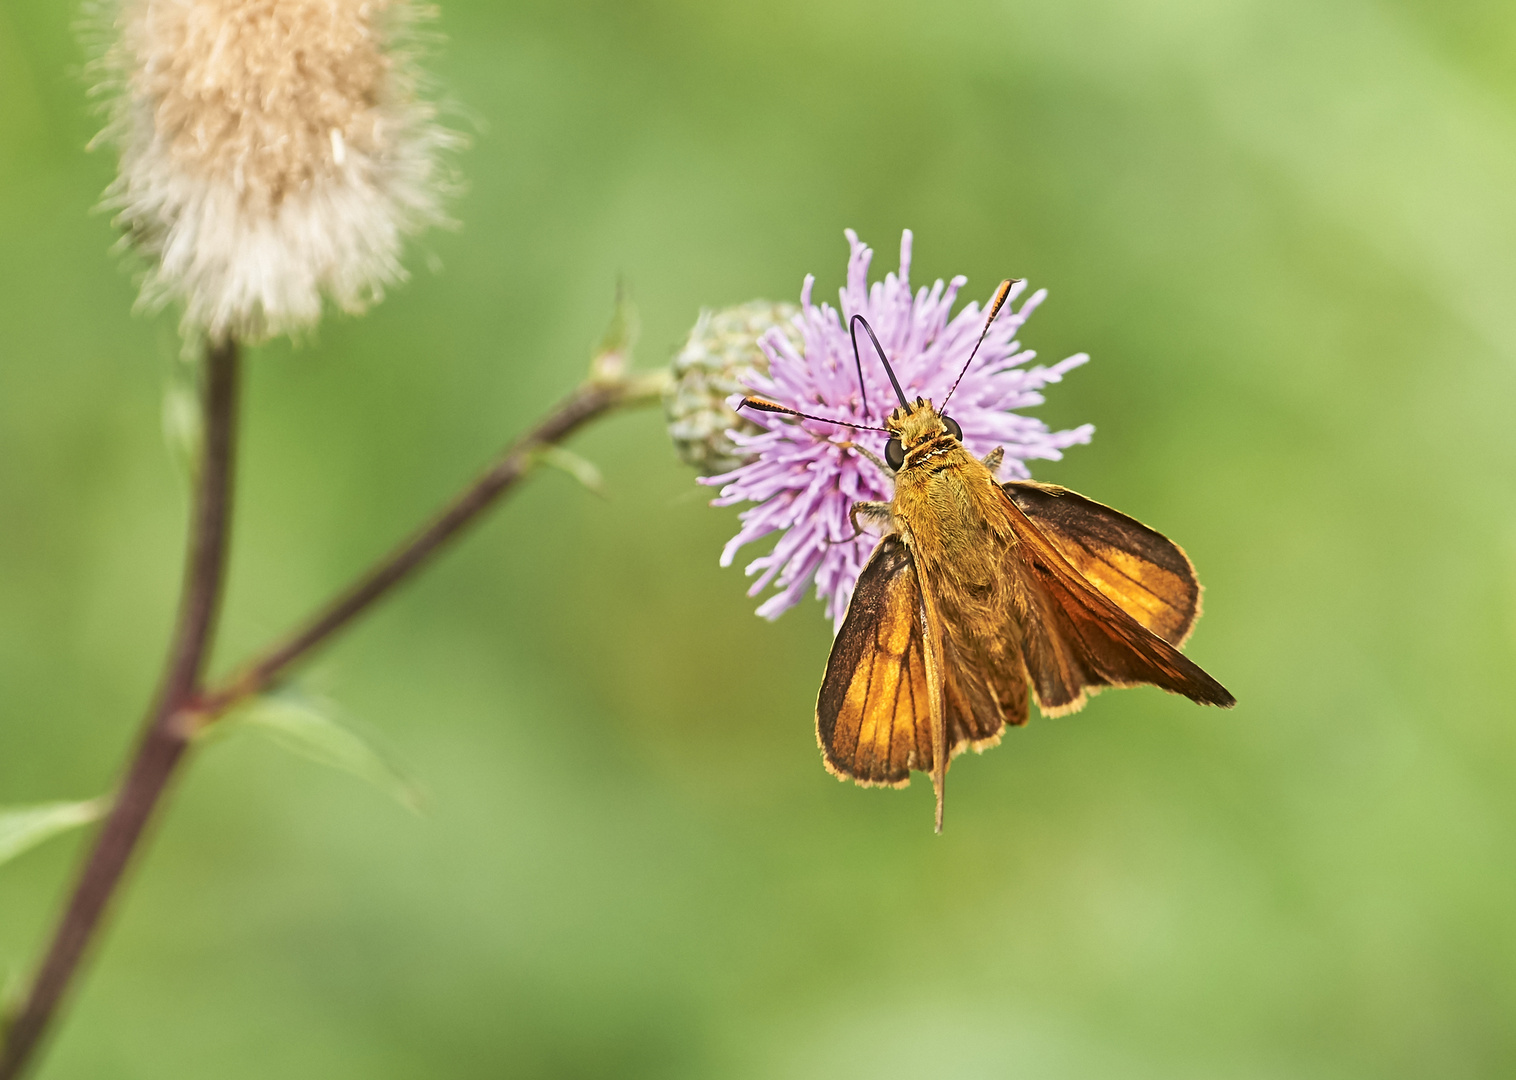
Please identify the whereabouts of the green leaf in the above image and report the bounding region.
[3,965,24,1036]
[0,797,109,869]
[535,445,608,497]
[220,692,425,813]
[589,283,638,380]
[161,379,202,480]
[596,281,639,356]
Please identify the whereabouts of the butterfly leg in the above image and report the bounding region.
[982,447,1004,473]
[848,501,894,541]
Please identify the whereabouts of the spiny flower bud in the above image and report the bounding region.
[665,301,801,476]
[96,0,460,343]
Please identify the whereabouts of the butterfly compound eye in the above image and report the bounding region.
[941,415,963,440]
[885,438,905,471]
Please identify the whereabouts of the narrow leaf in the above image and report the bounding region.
[595,282,639,357]
[3,966,25,1032]
[223,693,425,812]
[536,445,608,497]
[590,284,639,380]
[161,381,202,479]
[0,798,109,868]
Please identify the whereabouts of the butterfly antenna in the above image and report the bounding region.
[737,397,889,433]
[940,279,1019,411]
[850,315,910,412]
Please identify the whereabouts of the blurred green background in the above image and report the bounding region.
[5,0,1516,1076]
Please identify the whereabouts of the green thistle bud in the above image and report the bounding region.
[665,301,800,476]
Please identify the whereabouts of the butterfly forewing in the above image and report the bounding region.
[816,536,931,787]
[817,535,1018,787]
[1004,481,1202,646]
[998,489,1235,715]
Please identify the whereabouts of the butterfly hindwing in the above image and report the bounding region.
[939,627,1022,749]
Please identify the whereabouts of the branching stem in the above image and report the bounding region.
[0,338,241,1080]
[195,368,667,720]
[0,349,668,1080]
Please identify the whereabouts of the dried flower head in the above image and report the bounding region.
[665,301,802,476]
[95,0,459,342]
[706,230,1095,626]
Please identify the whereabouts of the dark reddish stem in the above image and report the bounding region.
[0,338,241,1080]
[196,370,664,717]
[0,360,665,1080]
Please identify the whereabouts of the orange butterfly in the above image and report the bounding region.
[742,281,1234,831]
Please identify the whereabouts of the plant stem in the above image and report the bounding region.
[195,368,667,719]
[0,361,667,1079]
[0,338,242,1080]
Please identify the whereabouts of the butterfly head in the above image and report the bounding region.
[883,398,963,471]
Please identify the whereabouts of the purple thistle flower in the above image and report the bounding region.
[704,229,1095,628]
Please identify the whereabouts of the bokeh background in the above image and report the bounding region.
[5,0,1516,1076]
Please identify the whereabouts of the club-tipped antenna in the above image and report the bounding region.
[738,396,889,433]
[850,315,910,415]
[940,279,1019,412]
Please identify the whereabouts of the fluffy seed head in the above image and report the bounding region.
[97,0,459,342]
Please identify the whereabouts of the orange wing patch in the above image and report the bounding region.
[817,536,1029,788]
[817,536,931,787]
[997,489,1235,716]
[1004,481,1202,646]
